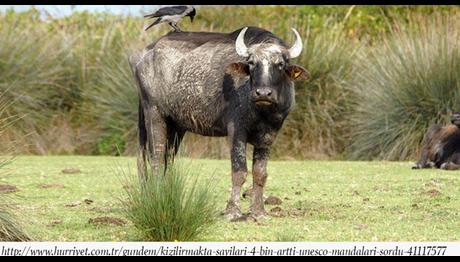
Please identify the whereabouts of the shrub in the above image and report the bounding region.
[122,160,218,241]
[0,93,31,242]
[0,10,78,154]
[348,15,460,160]
[0,202,31,242]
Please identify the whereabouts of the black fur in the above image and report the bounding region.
[130,26,308,218]
[413,112,460,170]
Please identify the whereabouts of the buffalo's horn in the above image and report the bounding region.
[288,28,303,58]
[235,27,249,57]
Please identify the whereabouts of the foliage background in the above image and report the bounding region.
[1,5,460,160]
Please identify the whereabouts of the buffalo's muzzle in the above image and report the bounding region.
[253,88,276,106]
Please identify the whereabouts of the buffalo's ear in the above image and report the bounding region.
[226,62,249,77]
[286,65,309,81]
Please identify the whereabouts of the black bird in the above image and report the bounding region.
[144,5,196,32]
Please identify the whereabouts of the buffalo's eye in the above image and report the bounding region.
[277,61,286,69]
[247,60,255,68]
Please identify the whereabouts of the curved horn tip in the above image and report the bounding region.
[289,28,303,58]
[235,27,250,57]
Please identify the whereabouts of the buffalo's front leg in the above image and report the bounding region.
[223,130,247,220]
[250,147,269,218]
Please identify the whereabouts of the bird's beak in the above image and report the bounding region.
[190,15,194,23]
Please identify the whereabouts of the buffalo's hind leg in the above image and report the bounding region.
[440,162,460,170]
[144,105,168,177]
[440,153,460,170]
[165,121,185,167]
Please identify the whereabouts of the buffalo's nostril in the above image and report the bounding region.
[255,88,272,97]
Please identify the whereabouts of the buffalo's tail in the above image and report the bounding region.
[128,52,148,181]
[137,98,148,181]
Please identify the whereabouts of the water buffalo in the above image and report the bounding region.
[413,112,460,170]
[129,26,309,219]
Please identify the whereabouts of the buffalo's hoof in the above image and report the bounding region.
[249,210,269,220]
[221,209,242,221]
[440,163,449,170]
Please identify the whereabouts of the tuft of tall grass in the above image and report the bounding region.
[121,160,218,241]
[82,44,139,155]
[0,10,77,154]
[0,94,31,242]
[348,15,460,160]
[0,202,31,242]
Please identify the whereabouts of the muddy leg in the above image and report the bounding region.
[250,147,269,218]
[223,129,247,220]
[165,124,185,167]
[144,105,167,176]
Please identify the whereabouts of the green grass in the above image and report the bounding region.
[122,160,218,241]
[1,156,460,241]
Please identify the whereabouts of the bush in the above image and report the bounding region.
[0,202,31,242]
[348,15,460,160]
[122,160,218,241]
[0,93,30,241]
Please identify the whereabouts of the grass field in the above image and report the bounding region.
[1,156,459,241]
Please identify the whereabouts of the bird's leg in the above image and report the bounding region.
[169,22,182,32]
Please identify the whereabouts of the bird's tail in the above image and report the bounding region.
[144,13,160,18]
[145,18,162,31]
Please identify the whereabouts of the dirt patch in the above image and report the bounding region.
[65,201,82,208]
[0,184,18,194]
[336,203,352,208]
[50,219,63,226]
[423,189,442,197]
[62,168,81,174]
[88,217,126,226]
[354,224,369,230]
[287,208,307,217]
[264,196,283,205]
[39,184,65,189]
[269,207,285,218]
